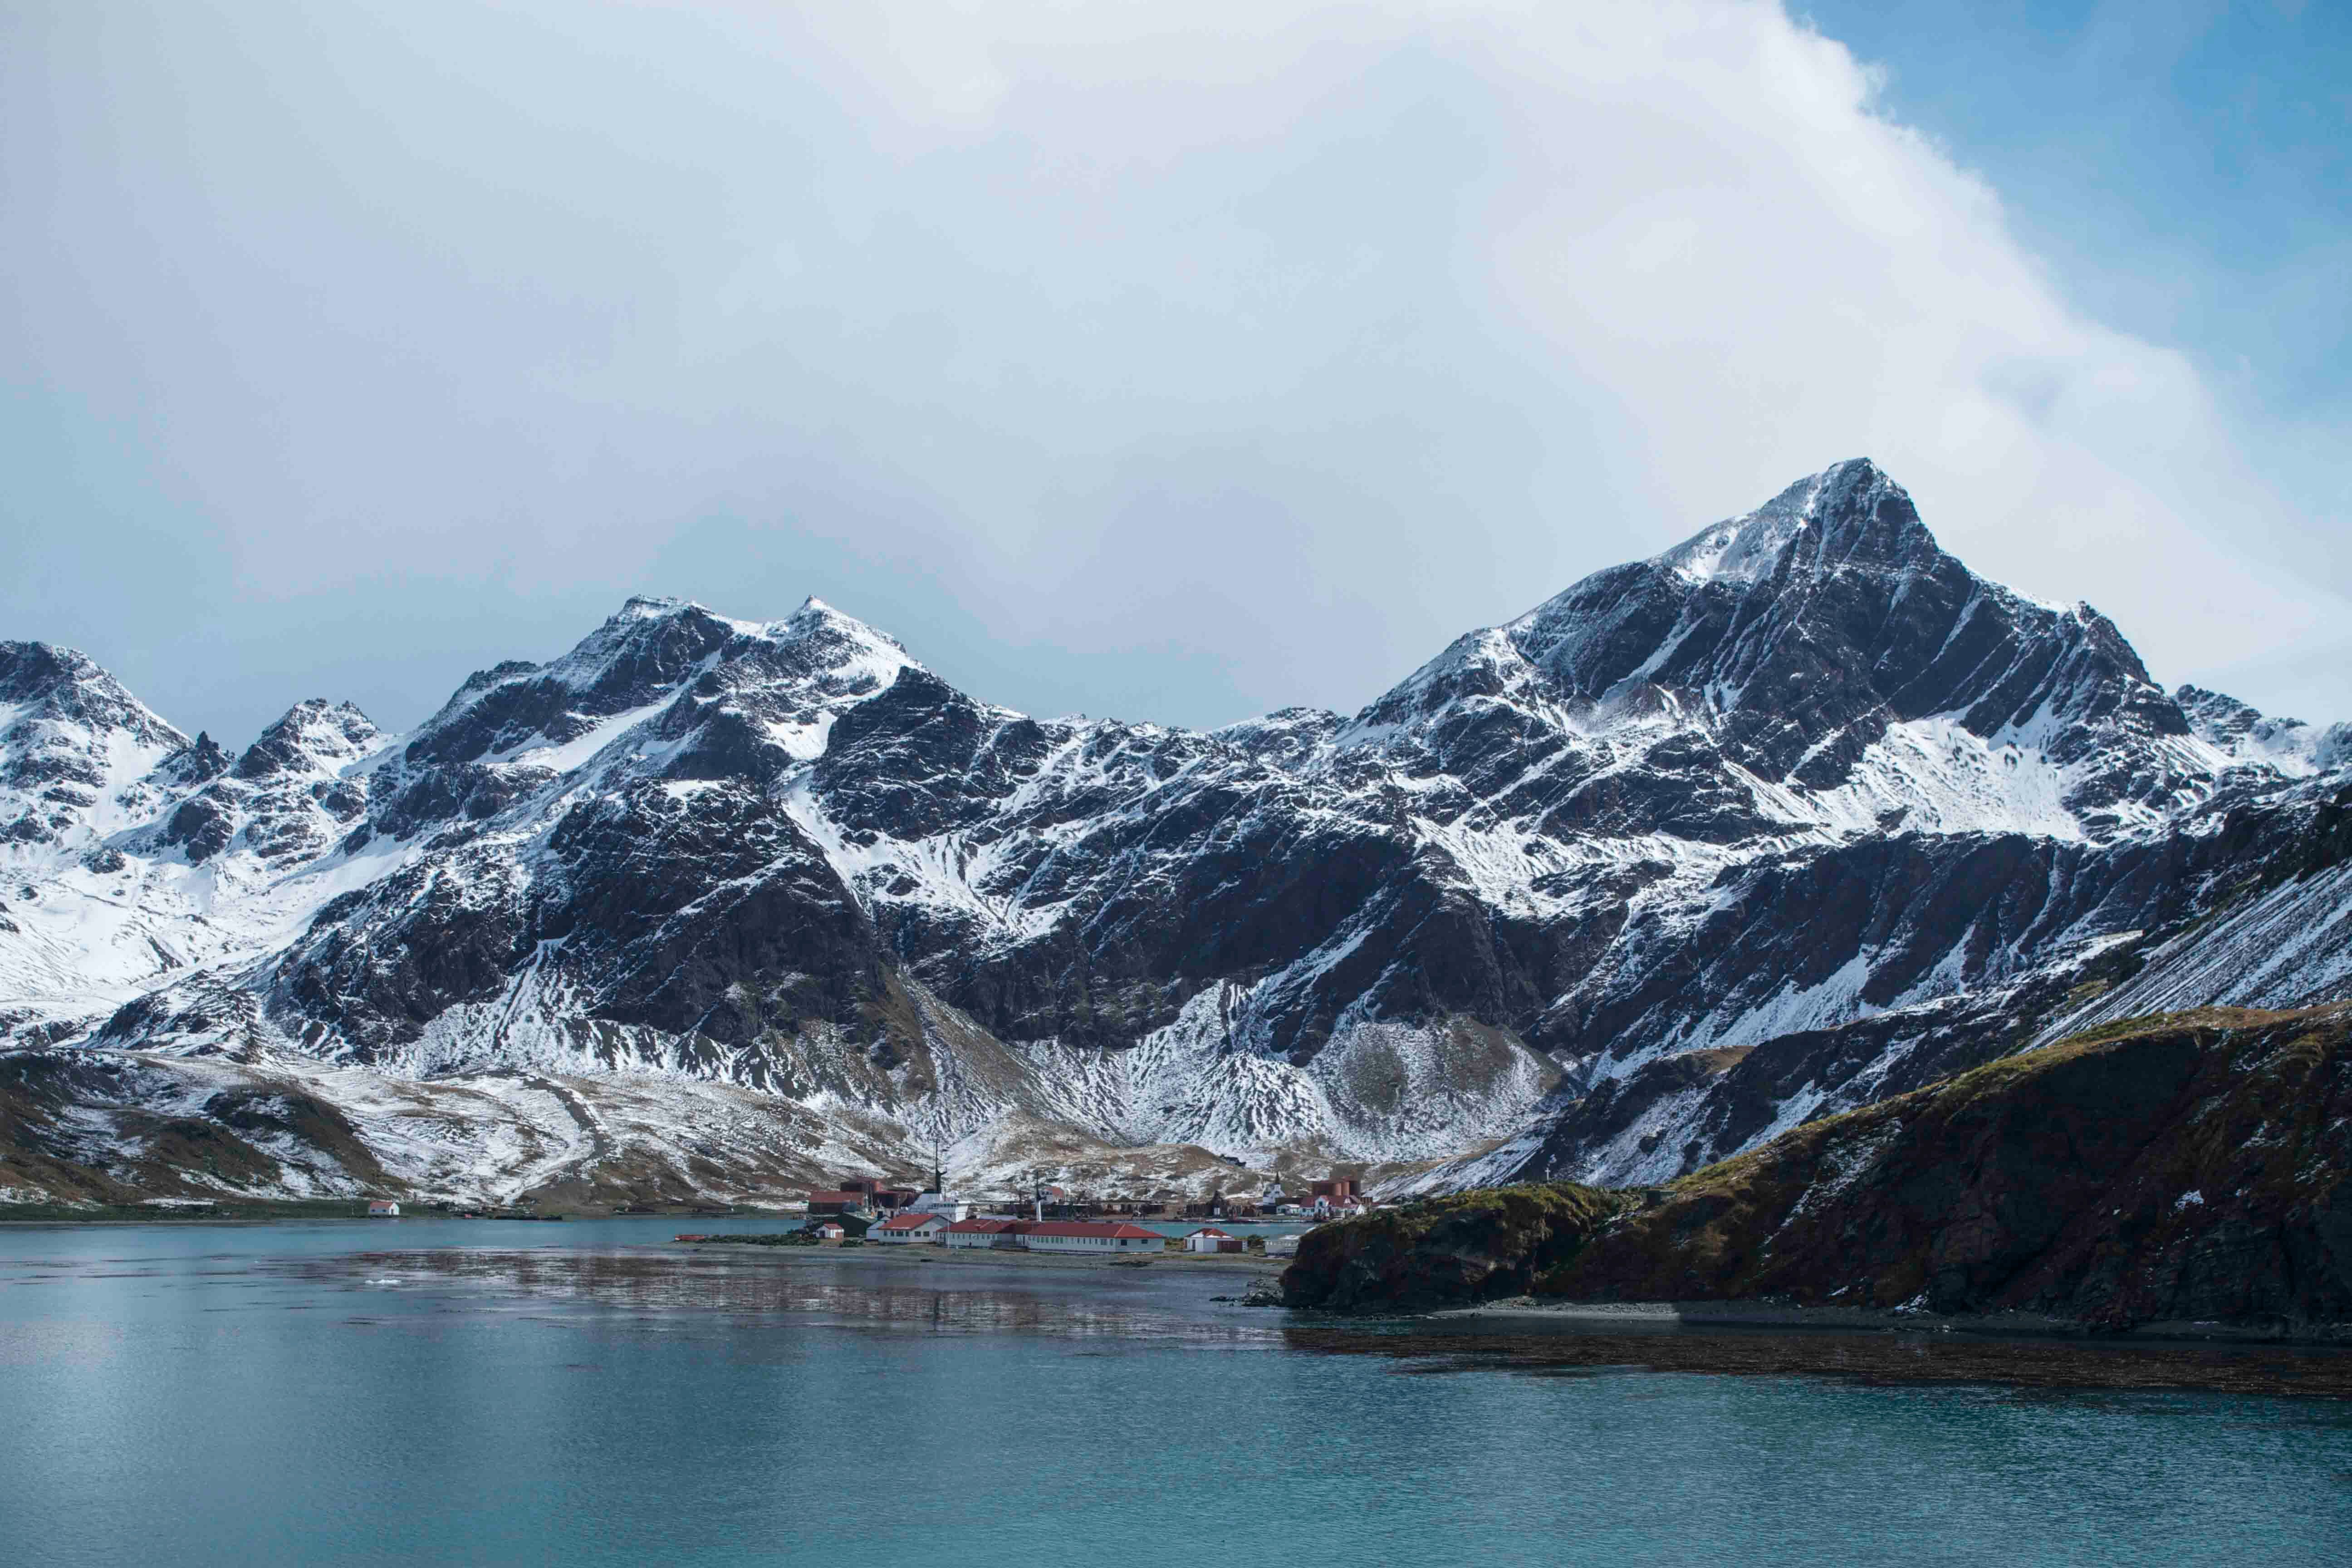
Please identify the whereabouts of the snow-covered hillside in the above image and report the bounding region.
[4,460,2347,1206]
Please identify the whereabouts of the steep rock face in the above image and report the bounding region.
[3,461,2348,1202]
[1441,771,2352,1189]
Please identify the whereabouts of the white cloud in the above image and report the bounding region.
[3,0,2340,735]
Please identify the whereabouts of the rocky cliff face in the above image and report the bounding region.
[1283,1006,2352,1338]
[3,461,2348,1205]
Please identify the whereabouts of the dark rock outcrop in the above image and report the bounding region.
[1279,1182,1630,1312]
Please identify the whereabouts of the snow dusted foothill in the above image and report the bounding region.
[4,461,2350,1208]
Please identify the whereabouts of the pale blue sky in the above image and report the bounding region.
[1808,1,2348,594]
[3,2,2344,746]
[1809,0,2347,425]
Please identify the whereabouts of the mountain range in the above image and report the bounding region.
[5,458,2349,1208]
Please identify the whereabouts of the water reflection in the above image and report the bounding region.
[275,1246,1289,1348]
[265,1244,2352,1403]
[5,1225,2351,1568]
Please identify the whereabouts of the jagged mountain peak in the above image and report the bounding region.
[2176,683,2292,751]
[0,640,187,751]
[0,638,106,690]
[233,700,382,782]
[774,596,917,683]
[391,593,918,784]
[155,731,233,788]
[1,641,190,855]
[606,592,907,652]
[565,593,915,691]
[1651,457,1929,588]
[1343,461,2236,839]
[2175,683,2351,777]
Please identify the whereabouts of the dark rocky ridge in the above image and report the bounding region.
[1282,1006,2352,1336]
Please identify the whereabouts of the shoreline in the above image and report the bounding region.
[678,1237,1288,1278]
[1285,1318,2352,1402]
[1428,1295,2352,1346]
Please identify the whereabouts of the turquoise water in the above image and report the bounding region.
[1,1218,2347,1566]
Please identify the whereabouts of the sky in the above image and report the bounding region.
[2,0,2345,745]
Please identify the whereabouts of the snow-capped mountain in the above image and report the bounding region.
[4,460,2348,1207]
[1,641,191,854]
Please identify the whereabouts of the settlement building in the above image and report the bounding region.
[366,1199,400,1217]
[936,1218,1162,1252]
[1183,1226,1242,1254]
[828,1178,920,1211]
[873,1212,950,1245]
[943,1217,1024,1250]
[806,1189,872,1217]
[1309,1178,1367,1218]
[1021,1221,1163,1253]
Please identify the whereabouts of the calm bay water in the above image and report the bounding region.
[1,1217,2347,1567]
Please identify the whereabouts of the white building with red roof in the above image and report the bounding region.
[872,1212,950,1244]
[1019,1221,1164,1253]
[1182,1226,1242,1254]
[942,1216,1023,1249]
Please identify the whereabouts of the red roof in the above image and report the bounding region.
[807,1190,866,1205]
[878,1212,947,1231]
[945,1217,1018,1234]
[1025,1221,1161,1240]
[1186,1226,1232,1238]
